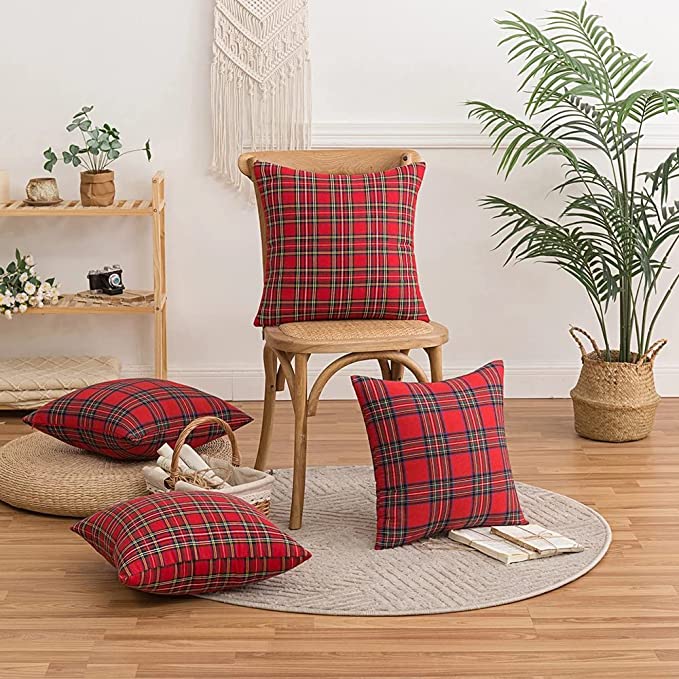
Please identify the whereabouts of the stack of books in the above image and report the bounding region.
[448,523,583,565]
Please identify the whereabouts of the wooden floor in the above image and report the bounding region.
[1,399,679,678]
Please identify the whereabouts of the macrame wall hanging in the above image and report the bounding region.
[211,0,312,191]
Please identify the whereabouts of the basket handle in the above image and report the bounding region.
[637,339,668,365]
[168,416,241,489]
[569,326,600,359]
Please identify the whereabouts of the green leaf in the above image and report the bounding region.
[66,122,79,131]
[72,156,82,167]
[82,105,93,113]
[7,262,16,274]
[110,140,122,150]
[79,120,92,131]
[107,149,120,160]
[62,152,72,164]
[145,139,152,161]
[69,144,80,155]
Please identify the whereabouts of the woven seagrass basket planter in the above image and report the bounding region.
[569,327,666,443]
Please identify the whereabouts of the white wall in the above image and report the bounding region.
[2,0,679,398]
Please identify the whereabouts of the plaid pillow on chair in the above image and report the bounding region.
[25,378,252,461]
[252,161,430,327]
[72,491,312,595]
[352,361,527,550]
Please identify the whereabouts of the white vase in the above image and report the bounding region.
[0,170,9,203]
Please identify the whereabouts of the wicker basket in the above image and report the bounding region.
[569,326,666,443]
[144,415,273,516]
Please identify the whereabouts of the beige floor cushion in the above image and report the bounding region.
[0,431,233,517]
[0,356,120,409]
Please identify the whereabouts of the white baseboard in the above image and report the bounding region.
[312,121,679,150]
[230,121,679,151]
[122,363,679,400]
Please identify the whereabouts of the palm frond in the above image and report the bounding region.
[497,12,605,115]
[642,148,679,202]
[469,3,679,360]
[467,101,578,176]
[545,6,650,99]
[615,88,679,125]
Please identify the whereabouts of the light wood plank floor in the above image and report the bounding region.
[1,399,678,678]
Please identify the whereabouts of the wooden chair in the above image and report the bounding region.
[238,149,449,529]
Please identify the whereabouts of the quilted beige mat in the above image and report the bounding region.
[203,466,611,616]
[0,356,120,409]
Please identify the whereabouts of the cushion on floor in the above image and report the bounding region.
[24,378,252,461]
[352,360,527,549]
[71,491,312,595]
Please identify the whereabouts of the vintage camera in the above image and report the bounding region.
[87,265,125,295]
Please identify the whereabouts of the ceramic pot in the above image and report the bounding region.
[80,170,115,207]
[26,177,60,203]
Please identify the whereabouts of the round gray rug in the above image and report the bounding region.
[202,466,611,616]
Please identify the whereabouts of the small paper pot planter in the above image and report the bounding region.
[80,170,115,207]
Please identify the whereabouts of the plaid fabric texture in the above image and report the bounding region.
[71,491,312,595]
[352,361,527,550]
[24,378,252,461]
[252,161,430,327]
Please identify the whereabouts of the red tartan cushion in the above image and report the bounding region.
[71,491,311,595]
[351,361,527,550]
[24,378,252,461]
[252,161,430,327]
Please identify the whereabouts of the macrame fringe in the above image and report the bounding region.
[211,55,311,191]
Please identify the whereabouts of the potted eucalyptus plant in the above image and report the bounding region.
[468,3,679,442]
[43,106,152,207]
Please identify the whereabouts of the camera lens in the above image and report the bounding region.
[108,273,122,288]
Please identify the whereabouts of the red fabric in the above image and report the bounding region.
[252,161,430,327]
[71,491,311,595]
[351,361,527,550]
[24,378,252,461]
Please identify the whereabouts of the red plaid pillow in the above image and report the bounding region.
[252,161,430,327]
[24,378,252,461]
[71,491,311,595]
[352,361,527,550]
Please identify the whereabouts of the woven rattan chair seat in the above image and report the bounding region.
[280,319,434,340]
[265,319,448,354]
[0,432,233,517]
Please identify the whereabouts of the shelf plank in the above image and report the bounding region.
[0,199,154,217]
[24,290,157,315]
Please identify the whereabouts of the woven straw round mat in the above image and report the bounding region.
[203,466,611,616]
[0,431,233,517]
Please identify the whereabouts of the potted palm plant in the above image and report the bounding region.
[43,106,152,207]
[468,3,679,442]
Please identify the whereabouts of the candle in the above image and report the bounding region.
[0,171,8,203]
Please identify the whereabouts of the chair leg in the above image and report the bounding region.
[426,345,443,382]
[290,353,309,530]
[378,358,391,379]
[390,349,409,380]
[255,345,277,471]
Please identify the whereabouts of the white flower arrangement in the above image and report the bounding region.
[0,250,60,319]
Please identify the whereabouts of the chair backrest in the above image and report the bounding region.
[238,148,422,274]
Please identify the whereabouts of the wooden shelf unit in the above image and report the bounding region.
[0,172,167,379]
